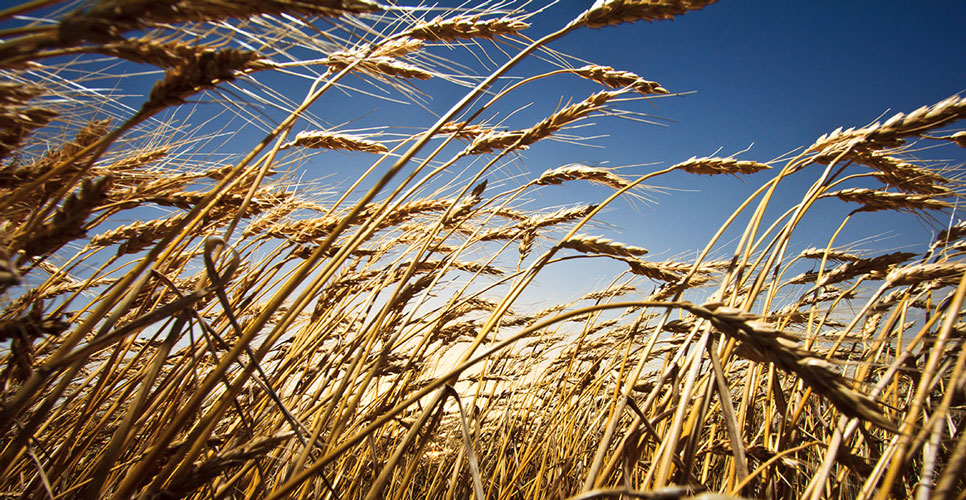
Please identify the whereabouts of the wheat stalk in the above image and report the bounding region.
[2,3,964,499]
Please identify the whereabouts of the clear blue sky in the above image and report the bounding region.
[460,0,966,250]
[384,0,965,299]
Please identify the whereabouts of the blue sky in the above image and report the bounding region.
[473,0,966,250]
[393,0,966,298]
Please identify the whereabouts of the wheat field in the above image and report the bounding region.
[0,1,965,499]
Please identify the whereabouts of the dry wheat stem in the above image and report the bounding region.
[2,3,964,498]
[121,22,593,496]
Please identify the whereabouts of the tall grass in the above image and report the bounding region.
[0,1,964,499]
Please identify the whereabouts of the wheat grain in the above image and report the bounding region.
[372,38,425,58]
[673,156,771,176]
[689,302,895,431]
[434,121,490,141]
[535,164,631,190]
[0,107,57,161]
[18,176,112,258]
[469,91,617,154]
[561,234,648,258]
[97,37,224,68]
[0,81,44,107]
[619,258,684,282]
[871,171,952,196]
[935,220,966,247]
[822,187,951,212]
[58,0,381,45]
[816,251,916,287]
[478,204,598,241]
[324,52,432,80]
[886,262,966,287]
[810,94,966,154]
[815,149,953,195]
[3,119,110,189]
[869,95,966,145]
[944,130,966,147]
[410,15,529,41]
[281,130,388,153]
[579,0,719,28]
[98,147,170,175]
[582,284,637,302]
[796,247,861,262]
[573,64,667,96]
[89,215,186,256]
[140,49,269,116]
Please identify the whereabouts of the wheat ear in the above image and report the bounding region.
[281,130,388,153]
[673,156,772,176]
[561,234,648,258]
[822,187,952,212]
[578,0,719,28]
[687,302,896,431]
[469,91,617,154]
[573,64,668,96]
[409,15,529,41]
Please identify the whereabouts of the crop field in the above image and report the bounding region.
[0,1,964,499]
